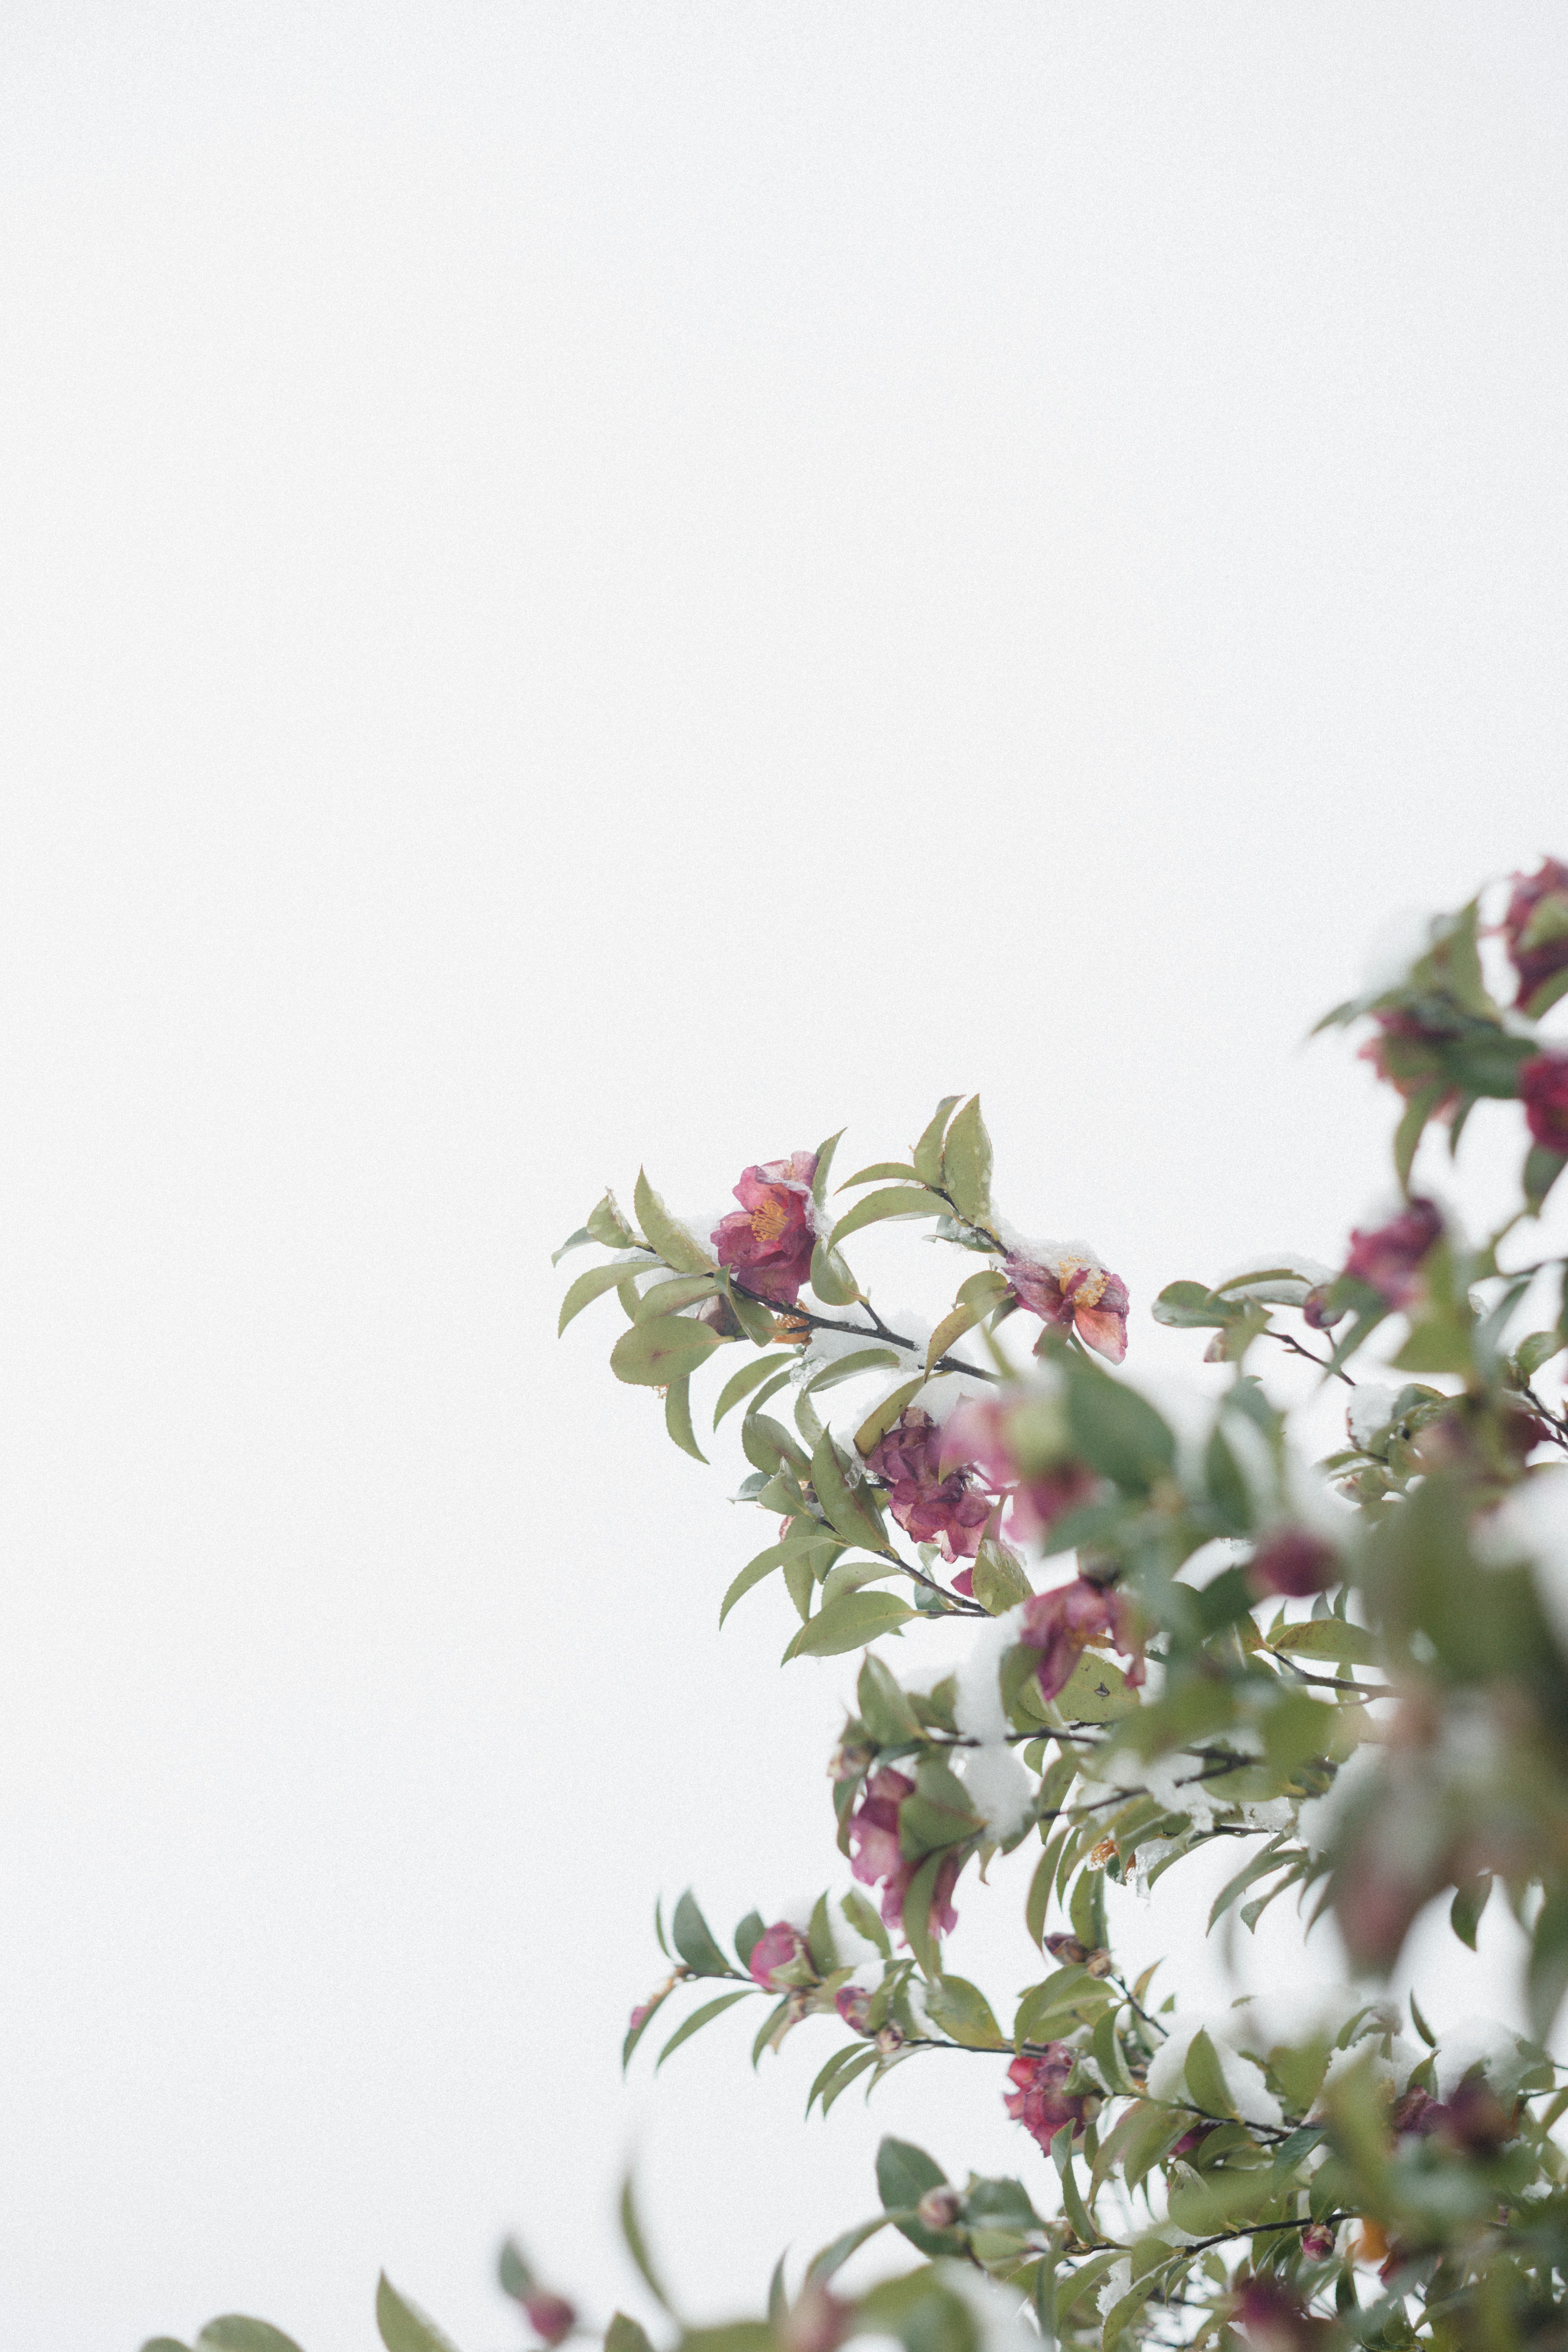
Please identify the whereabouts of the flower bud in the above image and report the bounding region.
[1300,2224,1337,2262]
[874,2022,905,2056]
[834,1987,873,2035]
[1301,1283,1345,1331]
[915,2186,963,2231]
[522,2294,576,2346]
[781,2284,849,2352]
[1247,1526,1339,1600]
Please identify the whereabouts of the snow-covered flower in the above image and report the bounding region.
[1342,1197,1443,1309]
[1003,2044,1092,2148]
[1015,1575,1145,1704]
[845,1768,960,1941]
[710,1153,819,1305]
[1501,856,1568,1009]
[747,1920,813,1990]
[864,1406,996,1564]
[1519,1051,1568,1153]
[1003,1244,1129,1364]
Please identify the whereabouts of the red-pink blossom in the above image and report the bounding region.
[748,1920,813,1990]
[1015,1576,1145,1704]
[710,1153,819,1307]
[864,1407,996,1564]
[1003,2045,1091,2149]
[1519,1052,1568,1153]
[834,1986,873,2034]
[845,1768,960,1941]
[1247,1527,1340,1599]
[1004,1250,1129,1364]
[1234,2281,1329,2352]
[1342,1197,1443,1309]
[1299,2224,1338,2263]
[1501,857,1568,1008]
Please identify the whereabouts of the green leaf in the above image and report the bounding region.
[1526,966,1568,1020]
[1450,1874,1491,1951]
[1525,1145,1568,1215]
[809,1238,861,1306]
[1152,1281,1245,1330]
[971,1537,1032,1615]
[857,1651,923,1743]
[605,2316,657,2352]
[1529,1886,1568,2042]
[839,1161,922,1187]
[719,1545,790,1627]
[805,2212,901,2283]
[1065,1367,1175,1492]
[841,1886,892,1958]
[1394,1081,1447,1194]
[375,2276,463,2352]
[623,1978,675,2068]
[942,1096,994,1226]
[812,1129,846,1207]
[820,2042,880,2115]
[634,1171,715,1273]
[913,1098,963,1188]
[924,1300,978,1371]
[802,1347,903,1393]
[618,2175,674,2315]
[1183,2027,1236,2120]
[1408,1989,1437,2049]
[1208,1841,1291,1931]
[196,2328,307,2352]
[664,1376,708,1463]
[876,2136,963,2257]
[559,1258,650,1335]
[713,1352,793,1427]
[656,1989,753,2069]
[587,1192,638,1247]
[141,2342,194,2352]
[854,1377,926,1457]
[1515,1330,1566,1379]
[610,1316,725,1387]
[810,1434,889,1550]
[924,1974,1007,2049]
[828,1185,944,1250]
[634,1273,719,1322]
[550,1225,594,1267]
[1269,1618,1376,1664]
[902,1849,951,1980]
[498,2238,534,2299]
[670,1890,734,1978]
[716,1270,782,1346]
[782,1591,915,1661]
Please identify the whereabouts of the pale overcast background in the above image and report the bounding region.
[3,6,1568,2348]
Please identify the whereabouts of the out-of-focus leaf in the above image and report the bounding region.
[375,2277,463,2352]
[1065,1366,1175,1492]
[1269,1618,1376,1665]
[498,2238,535,2300]
[876,2135,963,2256]
[633,1172,715,1273]
[857,1651,923,1743]
[1529,1887,1568,2042]
[1152,1281,1245,1330]
[196,2328,306,2352]
[971,1537,1032,1615]
[828,1185,943,1249]
[804,2212,900,2283]
[605,2316,656,2352]
[1527,967,1568,1020]
[1525,1145,1568,1214]
[670,1890,735,1978]
[611,1317,725,1387]
[1183,2027,1236,2119]
[841,1886,892,1957]
[1515,1331,1566,1379]
[656,1990,753,2069]
[1450,1875,1491,1950]
[618,2176,674,2315]
[782,1591,915,1660]
[140,2341,193,2352]
[942,1096,994,1226]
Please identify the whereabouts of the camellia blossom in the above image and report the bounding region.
[747,1920,812,1990]
[1003,2044,1091,2149]
[1501,856,1568,1008]
[1233,2280,1331,2352]
[834,1986,873,2034]
[1519,1052,1568,1154]
[1015,1575,1145,1705]
[521,2295,577,2347]
[710,1153,819,1306]
[1004,1248,1130,1364]
[1247,1526,1340,1600]
[845,1767,960,1940]
[864,1407,996,1564]
[1342,1196,1443,1309]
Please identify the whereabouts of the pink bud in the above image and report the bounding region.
[1247,1527,1339,1599]
[915,2186,962,2230]
[1520,1052,1568,1154]
[748,1920,813,1991]
[834,1987,873,2035]
[523,2294,576,2346]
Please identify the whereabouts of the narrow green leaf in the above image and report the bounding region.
[810,1238,861,1305]
[559,1258,650,1335]
[828,1185,943,1250]
[912,1098,962,1187]
[605,2316,656,2352]
[375,2276,463,2352]
[1268,1618,1375,1664]
[633,1171,714,1273]
[634,1273,719,1321]
[550,1226,594,1267]
[713,1352,793,1427]
[1526,967,1568,1020]
[610,1316,724,1387]
[1408,1990,1437,2049]
[812,1129,847,1208]
[623,1980,675,2069]
[664,1377,707,1462]
[1393,1082,1446,1194]
[901,1850,949,1980]
[806,2212,899,2283]
[925,1300,978,1372]
[810,1434,888,1550]
[719,1545,789,1627]
[820,2042,880,2115]
[618,2175,674,2315]
[1183,2027,1236,2120]
[942,1096,994,1225]
[802,1347,903,1393]
[839,1161,922,1187]
[656,1989,753,2069]
[1525,1144,1567,1214]
[854,1376,926,1457]
[670,1890,734,1977]
[1450,1874,1491,1950]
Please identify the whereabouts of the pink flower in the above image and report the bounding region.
[1501,856,1568,1008]
[1234,2281,1329,2352]
[710,1153,819,1306]
[1342,1197,1443,1310]
[1520,1052,1568,1153]
[864,1407,996,1564]
[1015,1575,1145,1704]
[1357,1010,1461,1117]
[1247,1527,1339,1599]
[845,1768,961,1941]
[940,1395,1100,1548]
[1004,1249,1129,1364]
[521,2298,576,2347]
[748,1920,813,1990]
[834,1986,873,2034]
[1003,2045,1091,2149]
[1299,2224,1338,2263]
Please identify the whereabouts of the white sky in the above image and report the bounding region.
[2,6,1567,2348]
